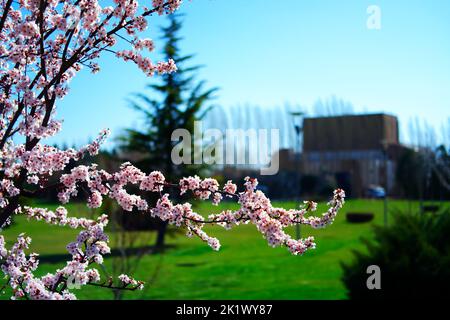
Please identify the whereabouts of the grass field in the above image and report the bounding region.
[1,198,448,300]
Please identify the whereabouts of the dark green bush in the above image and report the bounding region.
[342,210,450,299]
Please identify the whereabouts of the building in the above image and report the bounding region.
[276,113,410,197]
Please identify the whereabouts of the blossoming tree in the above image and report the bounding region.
[0,0,345,300]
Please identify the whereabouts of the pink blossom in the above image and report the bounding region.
[223,180,237,196]
[140,171,165,192]
[0,0,345,300]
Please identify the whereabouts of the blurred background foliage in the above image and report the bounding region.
[342,209,450,299]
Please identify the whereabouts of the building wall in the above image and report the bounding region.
[276,114,407,197]
[303,114,399,152]
[302,150,396,197]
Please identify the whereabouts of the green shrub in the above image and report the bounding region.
[342,210,450,299]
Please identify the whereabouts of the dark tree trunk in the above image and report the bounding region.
[155,221,168,250]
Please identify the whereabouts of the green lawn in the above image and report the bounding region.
[1,199,448,300]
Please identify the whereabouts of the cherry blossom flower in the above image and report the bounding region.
[0,0,346,300]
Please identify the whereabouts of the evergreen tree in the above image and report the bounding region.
[118,14,217,248]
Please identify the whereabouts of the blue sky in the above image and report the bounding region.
[51,0,450,147]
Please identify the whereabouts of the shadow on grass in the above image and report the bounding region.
[175,262,207,267]
[38,244,177,264]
